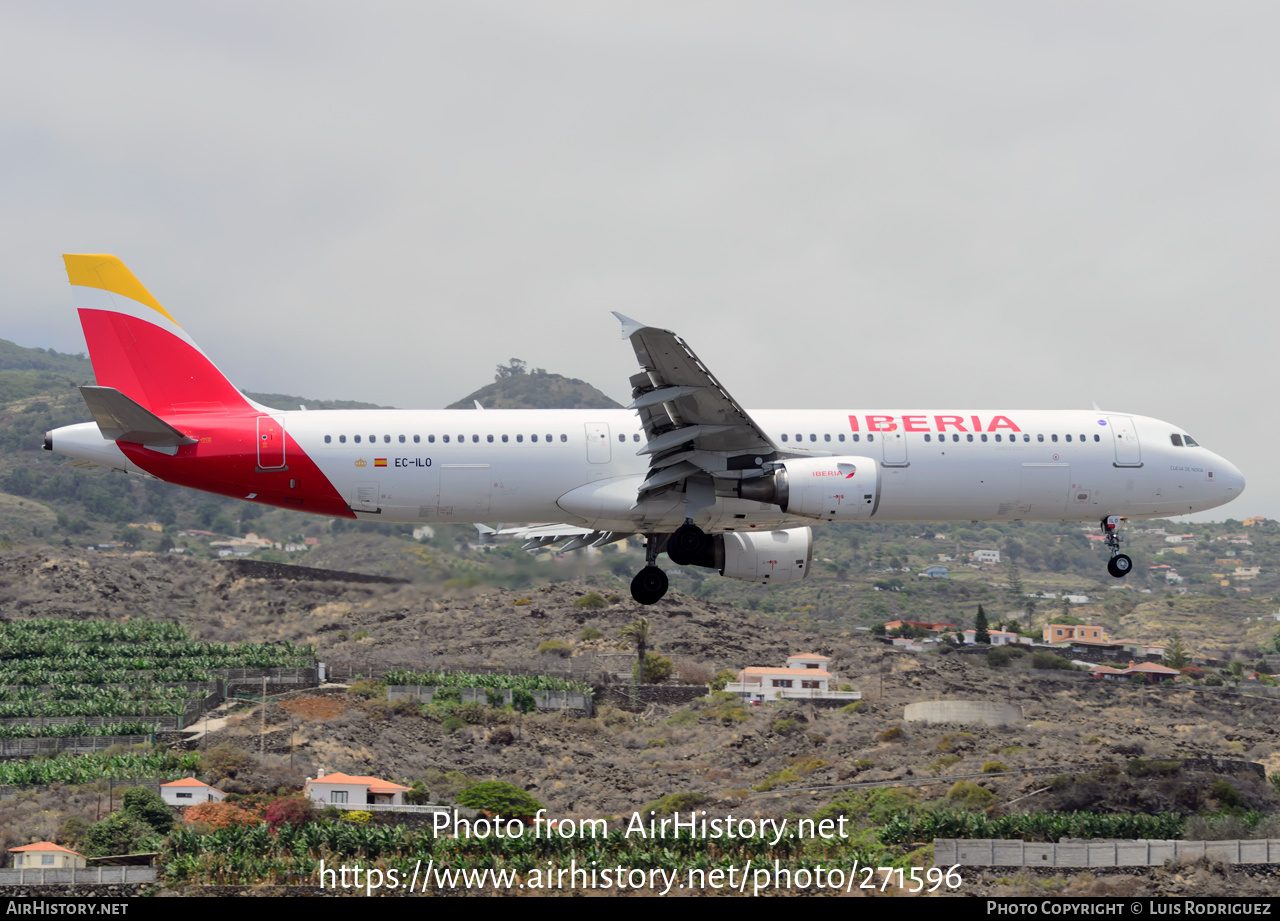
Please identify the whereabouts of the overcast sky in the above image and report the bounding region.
[1,2,1274,519]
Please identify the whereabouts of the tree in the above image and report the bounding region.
[1005,566,1025,604]
[619,617,652,682]
[974,606,991,645]
[494,358,527,380]
[632,652,673,683]
[84,812,153,858]
[121,786,173,836]
[455,781,544,820]
[1163,631,1191,669]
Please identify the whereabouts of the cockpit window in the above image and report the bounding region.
[1170,434,1183,447]
[1184,434,1200,447]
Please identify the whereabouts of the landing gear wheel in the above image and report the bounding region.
[666,523,706,566]
[1107,554,1132,578]
[631,567,669,605]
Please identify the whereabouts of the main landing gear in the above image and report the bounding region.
[1102,516,1132,578]
[630,533,670,605]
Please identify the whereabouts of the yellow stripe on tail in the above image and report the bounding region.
[62,254,182,328]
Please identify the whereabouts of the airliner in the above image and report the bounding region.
[45,254,1246,604]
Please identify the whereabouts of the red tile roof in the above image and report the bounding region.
[10,842,85,857]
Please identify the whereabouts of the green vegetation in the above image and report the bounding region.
[455,781,545,819]
[383,669,592,695]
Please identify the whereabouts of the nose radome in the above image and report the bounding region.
[1217,459,1246,498]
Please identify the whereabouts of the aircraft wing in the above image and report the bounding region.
[612,313,784,501]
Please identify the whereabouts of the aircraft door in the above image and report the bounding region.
[257,414,286,469]
[440,464,492,518]
[1106,416,1142,467]
[881,430,908,467]
[586,423,611,464]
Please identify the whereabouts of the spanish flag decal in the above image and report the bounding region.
[374,458,387,467]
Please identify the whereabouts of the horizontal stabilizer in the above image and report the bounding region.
[79,386,198,447]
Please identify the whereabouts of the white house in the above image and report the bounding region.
[725,654,860,703]
[160,777,226,806]
[971,549,1001,564]
[304,772,410,807]
[962,629,1027,646]
[10,842,86,869]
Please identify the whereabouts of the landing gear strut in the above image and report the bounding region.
[630,534,669,605]
[1102,516,1132,578]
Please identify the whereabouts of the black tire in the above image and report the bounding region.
[631,567,669,605]
[1107,554,1132,578]
[666,523,706,566]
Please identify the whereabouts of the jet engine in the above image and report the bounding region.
[735,456,879,521]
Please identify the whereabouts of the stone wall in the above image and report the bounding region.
[596,684,707,711]
[935,838,1280,867]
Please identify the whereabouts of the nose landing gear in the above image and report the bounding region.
[1102,516,1132,578]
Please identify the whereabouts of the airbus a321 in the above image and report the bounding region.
[45,254,1246,604]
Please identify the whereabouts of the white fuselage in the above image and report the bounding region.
[266,407,1243,530]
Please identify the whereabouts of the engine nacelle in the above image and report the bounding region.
[716,527,812,584]
[736,456,879,521]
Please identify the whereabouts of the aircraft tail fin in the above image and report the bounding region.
[63,254,258,417]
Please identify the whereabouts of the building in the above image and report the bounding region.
[971,549,1001,564]
[724,654,860,703]
[304,772,410,807]
[920,566,949,578]
[160,777,226,806]
[1089,662,1181,684]
[883,620,958,636]
[962,629,1028,646]
[9,843,87,869]
[1043,624,1105,643]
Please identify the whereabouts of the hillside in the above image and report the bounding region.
[446,359,622,410]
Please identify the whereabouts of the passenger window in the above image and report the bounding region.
[981,434,988,442]
[795,433,802,442]
[531,435,538,442]
[324,435,331,443]
[618,434,625,442]
[560,434,567,442]
[867,434,875,443]
[1093,434,1100,442]
[384,435,391,443]
[471,435,479,443]
[501,435,508,443]
[1051,434,1058,442]
[370,435,376,442]
[354,435,361,443]
[966,434,974,442]
[516,435,523,442]
[399,435,406,443]
[1065,434,1072,442]
[924,434,931,442]
[339,435,346,444]
[838,434,845,442]
[487,435,494,443]
[633,434,640,441]
[1037,434,1044,443]
[851,434,859,442]
[810,434,816,442]
[1024,434,1031,442]
[443,435,450,443]
[781,434,788,442]
[426,435,433,443]
[994,434,1000,442]
[824,434,830,442]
